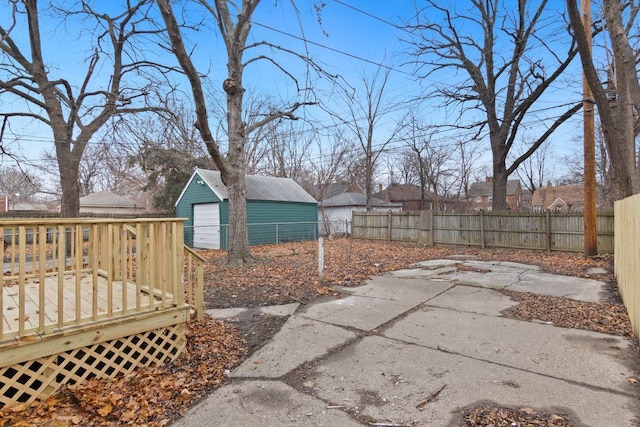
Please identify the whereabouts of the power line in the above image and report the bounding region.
[249,19,414,77]
[5,104,580,156]
[332,0,411,34]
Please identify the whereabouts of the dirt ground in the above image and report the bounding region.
[1,238,634,427]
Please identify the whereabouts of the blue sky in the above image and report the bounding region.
[1,2,418,152]
[1,0,586,189]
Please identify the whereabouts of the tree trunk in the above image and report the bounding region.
[54,128,82,218]
[568,0,639,202]
[59,170,81,217]
[224,169,251,263]
[606,0,638,197]
[365,151,373,211]
[491,137,509,210]
[491,168,508,211]
[609,79,637,200]
[222,92,251,263]
[222,26,251,264]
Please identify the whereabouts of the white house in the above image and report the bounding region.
[318,192,402,235]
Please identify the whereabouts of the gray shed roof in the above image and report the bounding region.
[196,169,316,204]
[80,191,137,208]
[320,192,402,208]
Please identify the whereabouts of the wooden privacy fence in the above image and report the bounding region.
[352,210,614,253]
[614,194,640,338]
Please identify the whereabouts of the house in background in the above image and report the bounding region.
[372,183,430,211]
[79,191,147,215]
[532,182,584,212]
[309,181,363,203]
[468,177,523,211]
[319,191,402,235]
[520,189,533,210]
[1,196,49,213]
[373,183,459,211]
[175,169,317,249]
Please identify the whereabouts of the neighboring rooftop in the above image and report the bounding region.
[532,183,584,211]
[373,183,434,202]
[80,191,138,208]
[320,192,402,208]
[310,182,363,201]
[468,178,522,196]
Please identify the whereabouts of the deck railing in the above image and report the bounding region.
[183,245,205,321]
[1,218,202,342]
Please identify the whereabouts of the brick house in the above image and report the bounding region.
[373,183,461,211]
[373,183,428,211]
[532,182,584,212]
[468,177,523,211]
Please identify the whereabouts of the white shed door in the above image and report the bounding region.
[193,203,220,249]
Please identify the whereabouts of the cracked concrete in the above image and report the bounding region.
[418,260,612,303]
[174,260,638,427]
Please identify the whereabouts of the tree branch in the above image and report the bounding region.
[245,102,315,135]
[507,102,583,175]
[156,0,229,175]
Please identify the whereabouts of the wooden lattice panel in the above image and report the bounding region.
[0,323,186,409]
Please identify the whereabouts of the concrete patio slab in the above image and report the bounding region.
[172,380,362,427]
[231,315,356,378]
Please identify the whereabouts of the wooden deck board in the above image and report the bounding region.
[2,273,171,339]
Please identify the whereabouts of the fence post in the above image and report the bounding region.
[418,210,431,245]
[388,211,392,241]
[545,210,552,252]
[430,209,435,246]
[480,210,486,249]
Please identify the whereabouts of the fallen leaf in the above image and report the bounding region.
[7,403,27,413]
[98,404,112,417]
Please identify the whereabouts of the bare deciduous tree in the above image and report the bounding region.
[406,0,582,210]
[567,0,640,200]
[305,130,349,202]
[333,66,404,211]
[305,133,349,234]
[558,125,613,207]
[156,0,314,264]
[455,138,481,202]
[401,120,457,210]
[0,166,40,203]
[259,121,312,181]
[515,140,552,193]
[0,0,170,217]
[117,105,213,213]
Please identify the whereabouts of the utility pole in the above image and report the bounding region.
[582,0,598,256]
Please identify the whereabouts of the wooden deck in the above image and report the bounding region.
[2,273,171,344]
[0,218,204,408]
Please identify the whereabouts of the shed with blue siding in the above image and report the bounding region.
[175,168,318,249]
